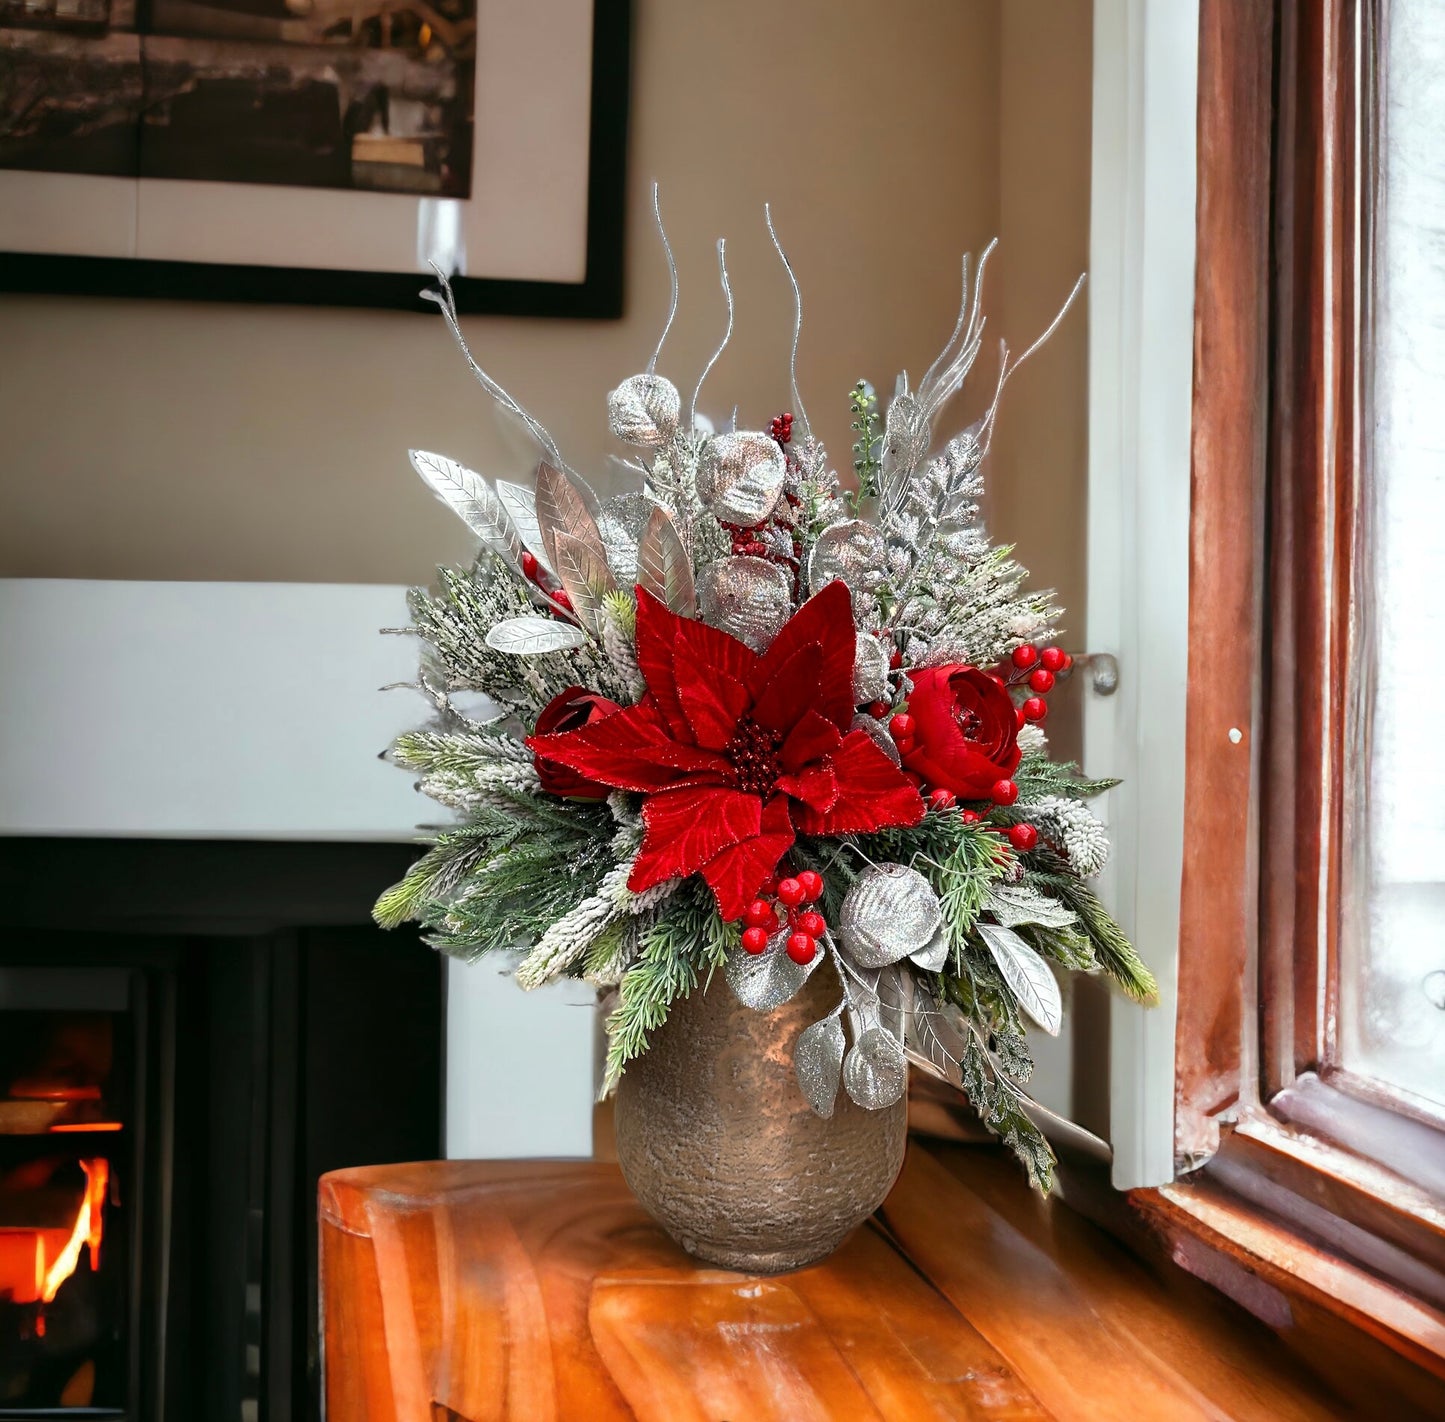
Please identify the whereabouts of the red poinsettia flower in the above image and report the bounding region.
[526,580,925,919]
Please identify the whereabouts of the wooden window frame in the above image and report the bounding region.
[1136,0,1445,1379]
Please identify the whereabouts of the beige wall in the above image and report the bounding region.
[0,0,1089,598]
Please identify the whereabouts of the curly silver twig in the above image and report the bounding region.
[689,239,734,429]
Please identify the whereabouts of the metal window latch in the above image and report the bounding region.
[1062,652,1120,696]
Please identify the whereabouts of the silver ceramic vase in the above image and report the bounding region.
[613,959,908,1274]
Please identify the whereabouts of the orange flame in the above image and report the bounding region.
[0,1158,108,1307]
[40,1158,107,1303]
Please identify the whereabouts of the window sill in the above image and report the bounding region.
[1128,1090,1445,1406]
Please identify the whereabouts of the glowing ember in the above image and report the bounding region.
[0,1158,108,1307]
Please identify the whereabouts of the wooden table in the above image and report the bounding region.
[319,1144,1394,1420]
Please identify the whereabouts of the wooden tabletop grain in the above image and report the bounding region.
[319,1144,1365,1421]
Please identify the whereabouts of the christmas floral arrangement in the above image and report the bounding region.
[375,227,1155,1192]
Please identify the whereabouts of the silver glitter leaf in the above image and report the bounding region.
[484,616,589,655]
[843,1026,907,1110]
[697,557,791,652]
[494,479,554,577]
[793,1009,845,1118]
[596,492,655,586]
[909,920,952,972]
[983,885,1079,931]
[695,432,786,527]
[904,994,971,1089]
[535,461,607,576]
[725,931,822,1010]
[808,519,887,606]
[850,713,901,766]
[837,864,942,969]
[977,922,1063,1036]
[853,633,889,703]
[607,373,681,447]
[552,530,617,641]
[409,451,523,572]
[880,391,931,489]
[636,505,697,616]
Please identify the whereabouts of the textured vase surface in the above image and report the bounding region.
[614,960,908,1274]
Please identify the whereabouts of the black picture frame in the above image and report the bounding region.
[0,0,630,318]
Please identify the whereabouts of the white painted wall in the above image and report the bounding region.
[0,577,596,1158]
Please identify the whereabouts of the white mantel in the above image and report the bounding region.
[0,577,594,1159]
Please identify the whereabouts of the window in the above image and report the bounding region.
[1158,0,1445,1378]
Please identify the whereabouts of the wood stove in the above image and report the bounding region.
[0,840,443,1421]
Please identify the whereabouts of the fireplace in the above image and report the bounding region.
[0,839,443,1421]
[0,979,128,1413]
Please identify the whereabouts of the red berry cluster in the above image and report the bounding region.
[520,550,572,613]
[739,869,825,963]
[1006,643,1073,724]
[768,410,795,445]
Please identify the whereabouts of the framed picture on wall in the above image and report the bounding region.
[0,0,629,315]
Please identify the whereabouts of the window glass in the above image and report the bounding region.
[1341,0,1445,1112]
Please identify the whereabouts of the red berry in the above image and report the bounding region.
[1015,706,1027,730]
[760,874,779,895]
[796,910,826,938]
[1008,822,1039,851]
[521,550,539,579]
[553,589,573,612]
[868,700,889,719]
[1062,652,1075,671]
[987,672,1007,688]
[1028,668,1055,694]
[889,713,915,741]
[961,809,981,824]
[777,877,806,908]
[786,932,816,965]
[741,926,771,954]
[1040,646,1066,672]
[743,899,773,928]
[1023,696,1048,722]
[929,788,956,811]
[796,869,824,902]
[1011,644,1040,670]
[889,649,903,669]
[992,778,1019,806]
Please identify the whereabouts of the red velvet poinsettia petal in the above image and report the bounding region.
[527,699,731,794]
[629,786,764,894]
[753,580,856,731]
[791,730,925,836]
[664,588,761,685]
[750,642,823,738]
[778,709,844,773]
[775,763,839,813]
[699,793,797,921]
[634,588,692,740]
[676,661,751,751]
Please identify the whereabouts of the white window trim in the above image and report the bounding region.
[1088,0,1199,1189]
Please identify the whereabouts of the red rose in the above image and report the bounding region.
[532,687,622,799]
[901,665,1021,798]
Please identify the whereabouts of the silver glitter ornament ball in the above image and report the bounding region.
[698,556,792,653]
[808,519,887,606]
[695,432,787,527]
[595,491,655,586]
[607,373,681,448]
